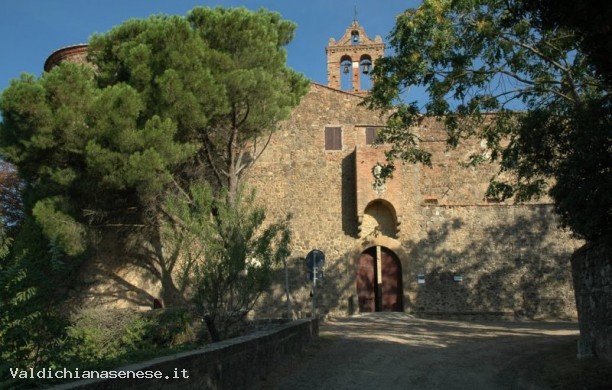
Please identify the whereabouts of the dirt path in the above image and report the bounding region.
[261,313,579,390]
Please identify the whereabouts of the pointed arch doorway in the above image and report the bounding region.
[356,246,403,312]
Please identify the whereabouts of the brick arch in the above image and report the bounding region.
[340,54,353,64]
[361,199,398,238]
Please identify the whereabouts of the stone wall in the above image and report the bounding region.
[247,83,582,319]
[53,318,318,390]
[59,82,581,320]
[43,32,583,320]
[407,204,577,318]
[572,240,612,360]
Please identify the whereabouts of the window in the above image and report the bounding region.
[365,127,379,145]
[325,127,342,150]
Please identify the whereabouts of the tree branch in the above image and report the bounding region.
[201,134,226,186]
[236,128,274,176]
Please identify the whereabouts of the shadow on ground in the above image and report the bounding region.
[259,313,587,390]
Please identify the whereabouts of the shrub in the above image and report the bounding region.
[142,307,197,347]
[61,308,153,366]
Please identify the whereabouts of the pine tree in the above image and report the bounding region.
[0,7,308,306]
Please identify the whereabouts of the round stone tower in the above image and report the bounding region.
[325,20,384,96]
[43,44,89,72]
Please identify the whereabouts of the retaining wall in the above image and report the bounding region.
[53,318,318,389]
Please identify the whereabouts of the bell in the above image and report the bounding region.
[362,63,371,74]
[343,64,350,74]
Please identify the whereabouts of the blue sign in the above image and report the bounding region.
[306,249,325,271]
[306,250,325,282]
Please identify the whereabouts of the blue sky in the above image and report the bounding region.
[0,1,421,94]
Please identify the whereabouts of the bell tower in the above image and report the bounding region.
[325,20,384,96]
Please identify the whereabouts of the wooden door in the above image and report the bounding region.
[356,250,376,312]
[356,247,403,312]
[380,248,403,311]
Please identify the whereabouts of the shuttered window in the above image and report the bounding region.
[365,127,378,145]
[325,126,342,150]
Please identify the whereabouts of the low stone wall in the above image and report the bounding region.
[572,240,612,360]
[53,318,318,390]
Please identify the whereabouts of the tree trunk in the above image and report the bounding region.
[149,219,186,307]
[226,114,241,206]
[571,239,612,360]
[160,268,186,307]
[227,168,239,206]
[204,314,221,342]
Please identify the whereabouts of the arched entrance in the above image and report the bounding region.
[356,246,403,312]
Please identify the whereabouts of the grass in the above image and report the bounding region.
[318,331,340,341]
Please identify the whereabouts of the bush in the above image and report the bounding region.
[164,183,292,342]
[60,306,198,368]
[142,307,198,347]
[61,308,153,365]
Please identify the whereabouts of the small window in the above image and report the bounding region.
[325,127,342,150]
[365,127,379,145]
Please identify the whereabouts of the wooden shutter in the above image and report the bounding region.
[365,127,377,145]
[325,127,342,150]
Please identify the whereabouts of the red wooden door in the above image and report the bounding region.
[356,247,403,312]
[380,249,403,311]
[356,251,376,312]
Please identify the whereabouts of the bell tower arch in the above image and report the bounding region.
[325,20,384,96]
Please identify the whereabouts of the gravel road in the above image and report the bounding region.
[261,313,579,390]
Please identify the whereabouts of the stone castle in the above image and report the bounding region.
[45,20,581,319]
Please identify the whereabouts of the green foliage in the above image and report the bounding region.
[364,0,611,241]
[0,7,305,385]
[88,7,309,201]
[60,307,197,369]
[32,197,86,256]
[59,308,195,368]
[61,308,153,365]
[1,303,197,388]
[0,224,72,388]
[142,307,196,347]
[522,0,612,85]
[188,7,310,199]
[0,6,307,257]
[164,183,291,341]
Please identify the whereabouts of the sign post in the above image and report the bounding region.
[282,256,292,319]
[306,249,325,318]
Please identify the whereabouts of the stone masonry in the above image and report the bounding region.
[326,21,384,95]
[246,79,581,319]
[43,21,582,319]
